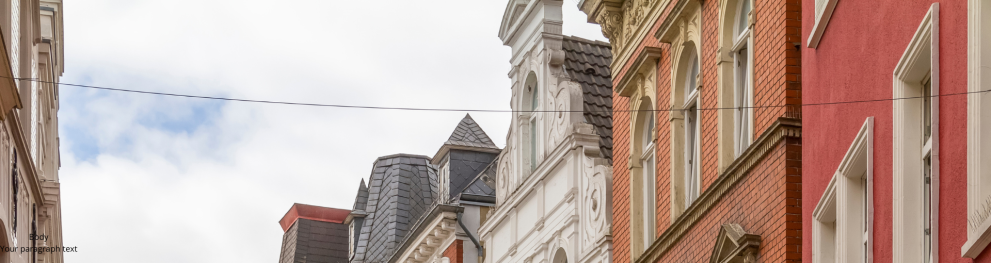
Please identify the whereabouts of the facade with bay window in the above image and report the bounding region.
[578,0,802,262]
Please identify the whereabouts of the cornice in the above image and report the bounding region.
[636,117,801,263]
[389,204,463,263]
[609,0,670,79]
[479,130,602,237]
[654,0,689,42]
[615,46,663,97]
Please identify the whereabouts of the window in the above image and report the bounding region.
[808,0,838,48]
[631,97,657,257]
[641,104,656,249]
[733,0,753,157]
[684,49,700,207]
[813,117,873,263]
[523,71,540,176]
[891,4,938,262]
[964,0,991,257]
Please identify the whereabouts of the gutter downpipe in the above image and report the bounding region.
[456,211,484,258]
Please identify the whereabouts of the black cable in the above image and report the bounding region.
[6,76,991,113]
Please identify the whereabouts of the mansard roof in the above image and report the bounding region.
[351,154,437,263]
[562,36,615,163]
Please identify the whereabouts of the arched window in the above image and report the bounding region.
[683,47,701,208]
[553,248,568,263]
[638,100,656,251]
[524,72,540,175]
[733,0,753,157]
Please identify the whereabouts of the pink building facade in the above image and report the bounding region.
[802,0,991,262]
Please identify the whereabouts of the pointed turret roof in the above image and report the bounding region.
[352,179,369,211]
[432,114,501,164]
[445,114,498,149]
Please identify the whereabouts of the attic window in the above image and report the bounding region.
[585,68,597,75]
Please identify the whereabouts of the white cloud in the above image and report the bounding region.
[58,1,604,262]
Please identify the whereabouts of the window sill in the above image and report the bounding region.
[963,219,991,258]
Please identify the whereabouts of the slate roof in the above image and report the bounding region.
[279,218,350,263]
[446,150,497,201]
[444,114,499,150]
[351,154,437,263]
[562,36,614,164]
[352,179,369,212]
[459,156,497,200]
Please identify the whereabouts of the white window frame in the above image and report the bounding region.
[892,4,939,262]
[684,51,701,208]
[813,117,874,263]
[641,108,656,249]
[732,0,754,157]
[808,0,838,48]
[964,0,991,257]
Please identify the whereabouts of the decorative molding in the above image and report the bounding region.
[615,47,663,97]
[635,118,801,263]
[585,0,669,78]
[891,4,938,262]
[708,224,761,263]
[964,0,991,257]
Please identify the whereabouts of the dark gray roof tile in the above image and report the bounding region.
[563,36,614,164]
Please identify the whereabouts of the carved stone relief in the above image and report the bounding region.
[582,155,611,250]
[594,0,657,58]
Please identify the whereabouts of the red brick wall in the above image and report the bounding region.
[444,239,465,263]
[612,94,632,263]
[443,239,463,263]
[607,0,801,261]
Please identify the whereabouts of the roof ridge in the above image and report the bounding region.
[564,35,612,48]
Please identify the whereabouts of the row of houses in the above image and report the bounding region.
[276,0,991,262]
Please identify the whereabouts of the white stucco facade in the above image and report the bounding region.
[479,1,613,263]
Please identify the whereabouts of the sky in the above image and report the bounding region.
[57,0,606,262]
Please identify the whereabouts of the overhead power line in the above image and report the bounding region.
[8,76,991,113]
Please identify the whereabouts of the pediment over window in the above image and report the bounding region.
[709,224,760,263]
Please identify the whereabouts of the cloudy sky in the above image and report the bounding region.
[57,0,605,262]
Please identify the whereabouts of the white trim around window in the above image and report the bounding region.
[813,117,874,263]
[892,4,939,262]
[808,0,838,48]
[963,0,991,257]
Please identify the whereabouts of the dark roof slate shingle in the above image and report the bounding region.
[351,154,437,263]
[461,155,497,198]
[445,114,499,150]
[353,179,369,211]
[562,36,614,163]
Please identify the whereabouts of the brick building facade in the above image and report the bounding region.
[578,0,801,262]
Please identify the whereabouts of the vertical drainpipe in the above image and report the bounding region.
[456,211,484,258]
